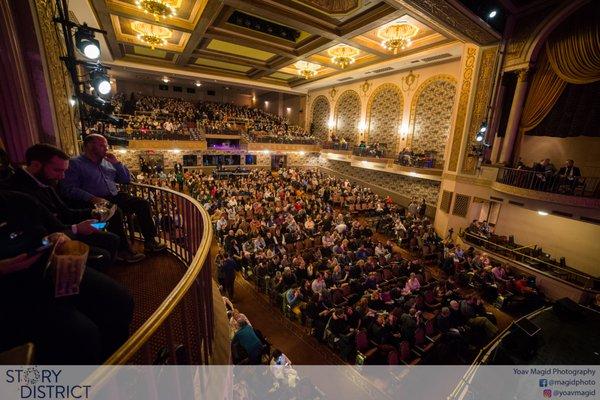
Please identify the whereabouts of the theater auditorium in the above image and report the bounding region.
[0,0,599,398]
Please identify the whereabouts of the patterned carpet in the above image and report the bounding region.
[106,247,203,364]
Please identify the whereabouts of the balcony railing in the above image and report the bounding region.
[247,134,317,144]
[105,183,215,365]
[496,167,600,198]
[461,230,599,291]
[351,146,393,159]
[112,129,203,141]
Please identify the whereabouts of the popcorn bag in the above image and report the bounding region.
[51,240,89,297]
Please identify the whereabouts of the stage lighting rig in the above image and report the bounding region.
[74,24,100,60]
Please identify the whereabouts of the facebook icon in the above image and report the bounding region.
[539,379,548,387]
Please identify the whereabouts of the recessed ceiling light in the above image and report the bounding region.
[488,10,498,19]
[537,210,549,216]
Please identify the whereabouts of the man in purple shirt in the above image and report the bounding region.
[62,134,165,255]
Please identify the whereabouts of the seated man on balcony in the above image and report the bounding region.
[5,144,121,269]
[61,134,165,255]
[0,189,133,364]
[556,159,582,194]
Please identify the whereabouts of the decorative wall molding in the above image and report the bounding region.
[462,45,498,174]
[32,0,78,156]
[447,46,476,172]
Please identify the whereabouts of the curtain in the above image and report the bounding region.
[520,50,567,133]
[527,79,600,137]
[545,2,600,84]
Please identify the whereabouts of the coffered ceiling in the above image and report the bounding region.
[82,0,503,91]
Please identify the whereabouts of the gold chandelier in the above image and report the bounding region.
[377,22,418,54]
[135,0,177,21]
[328,45,359,69]
[294,61,320,79]
[131,21,172,49]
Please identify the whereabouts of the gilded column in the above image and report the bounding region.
[499,68,529,165]
[30,0,78,156]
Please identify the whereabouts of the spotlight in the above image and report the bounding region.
[69,96,77,106]
[162,76,170,83]
[537,210,549,216]
[476,132,485,142]
[488,10,498,19]
[75,25,100,60]
[195,81,202,87]
[90,70,111,95]
[479,121,488,133]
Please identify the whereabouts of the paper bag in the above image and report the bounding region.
[52,240,88,297]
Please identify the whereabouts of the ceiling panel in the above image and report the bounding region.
[81,0,499,90]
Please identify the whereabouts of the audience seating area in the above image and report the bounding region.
[167,167,541,365]
[104,94,316,144]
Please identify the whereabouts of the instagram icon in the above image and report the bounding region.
[543,389,552,398]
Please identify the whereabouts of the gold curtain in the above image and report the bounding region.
[545,2,600,84]
[520,50,567,132]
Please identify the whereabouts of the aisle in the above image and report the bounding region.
[231,272,344,365]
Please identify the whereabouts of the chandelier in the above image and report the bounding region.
[294,61,320,79]
[135,0,177,21]
[131,21,172,49]
[328,45,359,69]
[377,22,418,54]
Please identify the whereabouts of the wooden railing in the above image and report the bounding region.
[497,167,600,198]
[105,183,214,365]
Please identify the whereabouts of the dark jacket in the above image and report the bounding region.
[557,166,581,177]
[8,167,91,224]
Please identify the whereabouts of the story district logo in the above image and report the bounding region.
[4,367,91,399]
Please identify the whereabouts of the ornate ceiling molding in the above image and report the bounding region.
[391,0,500,45]
[296,0,362,15]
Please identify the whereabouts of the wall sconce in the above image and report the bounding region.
[286,107,292,113]
[264,101,269,107]
[327,118,335,130]
[358,120,367,133]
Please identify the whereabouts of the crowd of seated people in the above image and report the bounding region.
[0,141,172,364]
[506,158,584,194]
[354,141,389,158]
[173,167,504,365]
[110,94,315,143]
[396,148,439,169]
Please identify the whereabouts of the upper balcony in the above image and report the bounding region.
[492,167,600,208]
[320,143,444,181]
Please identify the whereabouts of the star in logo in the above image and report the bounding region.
[24,367,40,385]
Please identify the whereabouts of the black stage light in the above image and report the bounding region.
[90,69,111,95]
[75,25,100,60]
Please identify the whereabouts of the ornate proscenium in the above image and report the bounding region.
[377,22,418,54]
[131,21,172,49]
[294,61,321,79]
[135,0,177,21]
[328,45,360,69]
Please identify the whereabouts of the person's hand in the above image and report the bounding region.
[104,153,119,164]
[0,253,44,275]
[47,232,70,246]
[76,219,100,236]
[90,197,109,206]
